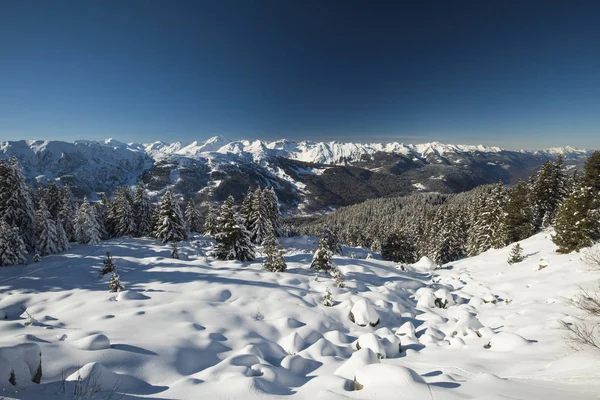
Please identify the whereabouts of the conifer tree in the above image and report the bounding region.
[553,186,600,253]
[262,222,286,272]
[74,197,101,245]
[0,220,27,266]
[250,188,269,244]
[507,243,524,264]
[240,190,254,231]
[55,219,70,253]
[114,187,135,237]
[381,231,417,263]
[264,187,282,236]
[43,183,63,219]
[467,184,506,255]
[156,190,187,243]
[133,182,154,237]
[59,186,77,242]
[211,195,255,261]
[185,198,203,233]
[582,151,600,192]
[502,181,534,245]
[311,236,335,272]
[108,270,124,293]
[203,205,218,237]
[100,252,116,276]
[171,242,180,259]
[323,288,335,307]
[36,199,58,256]
[0,158,37,251]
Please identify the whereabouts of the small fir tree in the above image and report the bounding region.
[507,243,525,265]
[100,252,116,276]
[323,288,335,307]
[36,199,58,256]
[332,267,345,288]
[311,237,335,272]
[381,231,417,263]
[108,270,124,293]
[33,252,40,263]
[171,242,180,259]
[262,222,286,272]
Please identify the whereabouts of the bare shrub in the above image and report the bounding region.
[562,285,600,350]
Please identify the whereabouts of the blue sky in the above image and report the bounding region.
[1,0,599,149]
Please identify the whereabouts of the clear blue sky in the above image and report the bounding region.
[1,0,599,149]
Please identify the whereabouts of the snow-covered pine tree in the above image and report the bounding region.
[262,222,287,272]
[502,180,534,245]
[311,236,335,272]
[203,205,218,237]
[100,252,116,276]
[104,195,119,238]
[321,225,343,255]
[530,159,566,229]
[74,197,101,245]
[0,220,27,266]
[263,187,282,236]
[171,242,180,259]
[150,204,161,238]
[211,195,255,261]
[429,204,467,264]
[507,243,524,264]
[250,188,269,244]
[381,230,417,263]
[33,252,40,263]
[108,270,124,293]
[322,288,334,307]
[55,218,70,252]
[0,158,37,251]
[156,190,188,243]
[114,187,135,237]
[332,267,345,288]
[240,190,254,231]
[36,199,58,256]
[185,198,203,233]
[42,183,62,219]
[553,186,600,253]
[582,151,600,192]
[467,184,506,256]
[59,186,77,242]
[133,182,154,237]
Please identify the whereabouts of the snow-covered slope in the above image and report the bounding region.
[0,232,599,399]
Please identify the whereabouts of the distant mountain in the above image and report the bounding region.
[0,137,594,213]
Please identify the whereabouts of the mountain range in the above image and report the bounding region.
[0,137,593,213]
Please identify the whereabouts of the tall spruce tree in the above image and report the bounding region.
[133,182,154,237]
[0,158,37,251]
[185,198,203,233]
[36,199,58,256]
[553,186,600,253]
[467,184,506,256]
[0,220,27,266]
[114,187,135,237]
[59,186,77,242]
[250,188,269,244]
[203,205,218,237]
[155,190,187,243]
[55,218,70,253]
[582,151,600,192]
[502,181,534,245]
[240,190,254,231]
[211,195,255,261]
[264,187,283,236]
[74,197,101,245]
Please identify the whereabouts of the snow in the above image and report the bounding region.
[0,232,599,399]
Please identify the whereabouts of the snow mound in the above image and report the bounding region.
[279,332,306,355]
[349,299,380,327]
[334,348,380,380]
[0,343,42,389]
[487,332,530,351]
[66,362,150,392]
[356,333,386,358]
[116,290,150,301]
[353,364,430,397]
[396,321,417,339]
[412,256,437,271]
[72,334,111,350]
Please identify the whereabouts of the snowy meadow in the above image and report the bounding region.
[1,232,600,399]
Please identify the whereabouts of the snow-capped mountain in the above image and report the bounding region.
[0,137,594,212]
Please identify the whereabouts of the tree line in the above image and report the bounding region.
[300,152,600,263]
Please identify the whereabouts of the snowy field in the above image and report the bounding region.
[1,232,599,399]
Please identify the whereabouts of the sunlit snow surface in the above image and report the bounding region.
[0,232,599,399]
